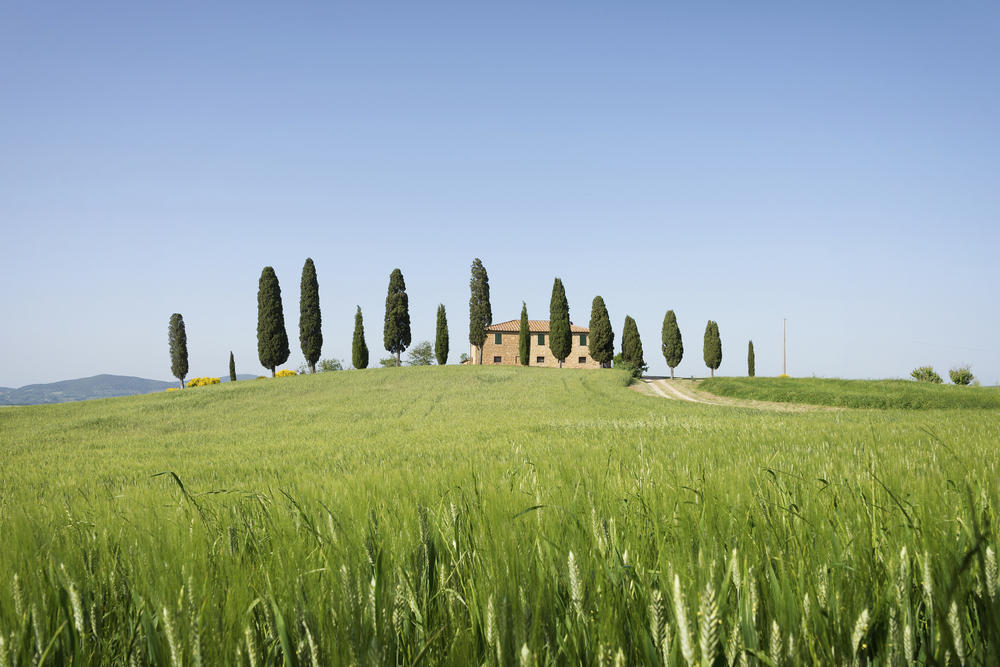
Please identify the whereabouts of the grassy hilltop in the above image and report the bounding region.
[1,367,1000,664]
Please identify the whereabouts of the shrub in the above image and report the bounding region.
[186,377,221,388]
[318,358,344,372]
[612,352,645,380]
[911,366,943,383]
[949,366,974,385]
[275,369,298,378]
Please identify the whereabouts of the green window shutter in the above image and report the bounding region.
[580,334,587,346]
[494,332,502,344]
[537,334,545,345]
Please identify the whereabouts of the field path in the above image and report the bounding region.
[637,378,840,412]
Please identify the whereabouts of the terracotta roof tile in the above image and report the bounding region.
[485,319,588,333]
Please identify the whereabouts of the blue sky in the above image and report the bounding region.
[1,2,997,387]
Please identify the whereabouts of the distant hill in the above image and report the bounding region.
[0,373,270,406]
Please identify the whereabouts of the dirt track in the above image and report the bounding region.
[636,378,840,412]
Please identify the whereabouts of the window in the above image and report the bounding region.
[578,357,587,364]
[537,334,545,345]
[494,332,502,345]
[536,356,544,363]
[580,334,587,346]
[493,356,502,364]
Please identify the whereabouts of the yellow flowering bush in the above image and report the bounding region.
[186,377,221,388]
[275,369,298,378]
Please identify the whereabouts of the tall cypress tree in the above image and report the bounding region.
[257,266,290,376]
[229,351,236,382]
[587,295,614,367]
[168,313,188,389]
[703,320,722,377]
[621,315,645,376]
[518,302,530,366]
[468,258,492,364]
[299,257,322,374]
[747,340,755,377]
[352,306,369,369]
[383,268,411,367]
[661,310,683,379]
[548,278,571,367]
[435,304,449,365]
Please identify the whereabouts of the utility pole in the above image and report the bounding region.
[782,318,787,376]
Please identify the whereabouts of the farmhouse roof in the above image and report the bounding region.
[485,320,589,334]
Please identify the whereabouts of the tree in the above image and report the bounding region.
[518,302,530,366]
[703,320,722,377]
[383,268,411,366]
[548,278,572,367]
[168,313,188,389]
[468,258,492,364]
[379,357,399,368]
[949,366,975,385]
[911,366,943,383]
[318,358,344,372]
[661,310,683,379]
[299,257,322,374]
[587,296,614,368]
[435,304,449,365]
[352,306,369,370]
[257,266,290,376]
[229,351,236,382]
[747,340,755,377]
[621,315,646,378]
[408,341,435,366]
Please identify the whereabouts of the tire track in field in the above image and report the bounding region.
[638,378,839,412]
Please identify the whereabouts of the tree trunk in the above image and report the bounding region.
[710,368,714,378]
[310,362,316,374]
[396,351,401,367]
[478,345,483,365]
[670,367,674,380]
[271,367,276,377]
[179,379,184,389]
[559,359,563,368]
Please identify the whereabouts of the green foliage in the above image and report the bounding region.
[620,315,646,377]
[383,268,411,366]
[407,340,435,366]
[3,367,998,664]
[318,359,344,372]
[949,366,975,385]
[548,277,572,365]
[701,376,1000,409]
[518,302,530,366]
[168,313,188,389]
[257,266,290,376]
[352,306,369,370]
[435,304,449,365]
[587,296,614,366]
[911,366,943,383]
[611,352,643,381]
[229,351,236,382]
[661,310,683,378]
[298,257,323,373]
[459,352,470,364]
[378,356,398,368]
[468,258,492,361]
[748,340,755,377]
[703,320,722,377]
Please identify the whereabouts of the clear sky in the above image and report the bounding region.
[1,2,997,387]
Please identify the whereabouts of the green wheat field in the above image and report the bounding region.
[2,366,999,665]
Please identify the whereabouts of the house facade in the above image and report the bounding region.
[470,320,602,368]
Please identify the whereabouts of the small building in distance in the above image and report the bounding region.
[469,320,601,368]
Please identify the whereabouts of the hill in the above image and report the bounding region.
[1,366,998,664]
[0,373,261,405]
[699,376,1000,409]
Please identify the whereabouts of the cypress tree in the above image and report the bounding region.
[229,351,236,382]
[383,268,411,367]
[548,278,572,367]
[621,315,645,376]
[352,306,369,369]
[747,340,755,377]
[435,304,449,365]
[518,302,530,366]
[257,266,290,376]
[168,313,188,389]
[468,258,492,364]
[661,310,683,379]
[703,320,722,377]
[299,257,322,373]
[587,295,614,367]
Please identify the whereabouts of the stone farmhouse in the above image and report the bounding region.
[469,320,602,368]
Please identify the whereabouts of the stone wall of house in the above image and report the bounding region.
[471,332,601,368]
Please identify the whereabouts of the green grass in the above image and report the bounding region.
[1,366,999,664]
[700,376,1000,409]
